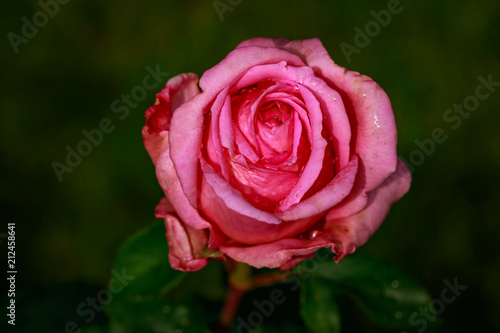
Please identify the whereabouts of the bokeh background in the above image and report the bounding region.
[1,0,499,332]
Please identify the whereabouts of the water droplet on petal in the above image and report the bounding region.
[362,93,367,97]
[374,114,381,128]
[244,187,252,194]
[309,230,319,239]
[294,85,299,90]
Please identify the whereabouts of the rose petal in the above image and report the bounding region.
[200,157,281,225]
[227,159,300,211]
[163,213,209,271]
[199,46,306,94]
[234,127,260,163]
[169,92,213,208]
[323,158,412,261]
[278,85,327,211]
[210,86,232,180]
[220,237,334,269]
[324,172,368,220]
[155,133,224,249]
[142,73,199,164]
[237,38,398,191]
[281,38,398,191]
[231,62,350,172]
[276,155,358,221]
[200,168,322,245]
[154,196,175,216]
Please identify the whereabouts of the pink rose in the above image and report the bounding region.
[142,38,411,271]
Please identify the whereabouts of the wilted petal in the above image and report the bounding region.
[163,213,208,271]
[142,73,199,164]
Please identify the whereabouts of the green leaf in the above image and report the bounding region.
[110,220,186,298]
[106,220,217,331]
[300,277,341,333]
[107,296,210,333]
[299,254,431,329]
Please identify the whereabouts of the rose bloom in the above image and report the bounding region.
[142,38,411,271]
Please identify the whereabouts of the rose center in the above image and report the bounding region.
[258,101,292,129]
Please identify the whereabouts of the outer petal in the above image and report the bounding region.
[142,73,199,164]
[155,132,225,249]
[199,46,305,94]
[163,213,209,271]
[323,158,412,261]
[169,92,213,208]
[220,237,334,269]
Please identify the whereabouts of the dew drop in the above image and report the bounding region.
[309,230,319,239]
[271,191,277,196]
[293,192,299,199]
[293,85,299,90]
[244,187,252,194]
[362,93,367,97]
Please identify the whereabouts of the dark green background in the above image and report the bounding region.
[1,0,499,332]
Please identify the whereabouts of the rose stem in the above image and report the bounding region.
[217,261,252,331]
[216,262,287,331]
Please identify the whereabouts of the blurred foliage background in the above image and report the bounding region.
[1,0,499,332]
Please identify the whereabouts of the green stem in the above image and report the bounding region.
[216,262,286,331]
